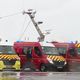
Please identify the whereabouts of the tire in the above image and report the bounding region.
[40,64,48,72]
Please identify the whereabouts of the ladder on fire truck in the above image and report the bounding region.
[23,9,45,42]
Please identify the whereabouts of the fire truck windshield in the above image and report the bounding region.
[0,45,16,54]
[42,46,59,55]
[57,47,66,54]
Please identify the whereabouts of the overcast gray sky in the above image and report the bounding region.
[0,0,80,44]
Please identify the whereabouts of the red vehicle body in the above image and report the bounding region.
[13,41,67,71]
[52,42,80,71]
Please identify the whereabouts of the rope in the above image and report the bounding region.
[18,16,31,40]
[0,11,22,19]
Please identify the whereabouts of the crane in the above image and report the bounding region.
[23,9,45,42]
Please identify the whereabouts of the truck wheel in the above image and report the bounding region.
[40,64,47,72]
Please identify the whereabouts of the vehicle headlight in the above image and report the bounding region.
[64,61,67,65]
[47,58,54,64]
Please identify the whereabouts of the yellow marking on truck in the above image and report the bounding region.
[49,56,52,59]
[11,55,15,59]
[14,55,18,59]
[7,55,11,60]
[52,56,55,59]
[12,55,15,59]
[56,58,60,61]
[47,55,65,62]
[0,55,5,59]
[11,55,14,59]
[54,56,58,61]
[60,57,65,61]
[4,55,8,59]
[78,44,80,47]
[7,56,10,60]
[75,43,80,47]
[57,57,60,61]
[0,55,18,60]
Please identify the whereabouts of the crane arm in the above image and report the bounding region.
[23,9,45,42]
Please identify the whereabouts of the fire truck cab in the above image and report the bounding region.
[52,42,80,72]
[14,41,67,72]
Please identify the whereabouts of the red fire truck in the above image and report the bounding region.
[52,42,80,72]
[14,9,67,71]
[13,41,67,72]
